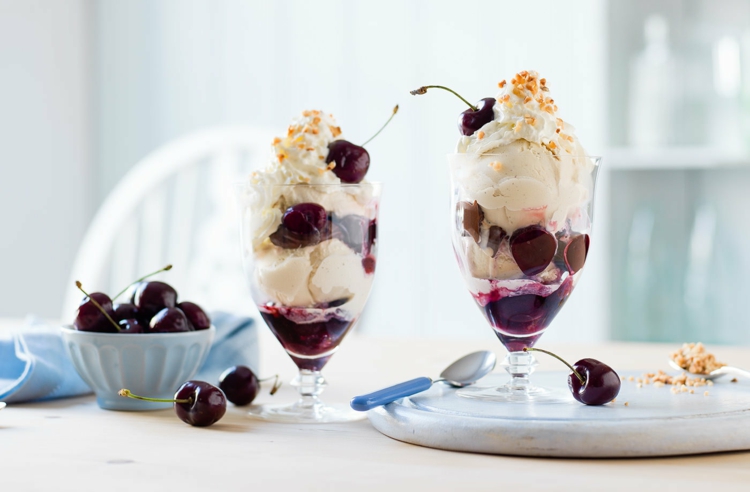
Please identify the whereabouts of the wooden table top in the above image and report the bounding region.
[2,319,750,491]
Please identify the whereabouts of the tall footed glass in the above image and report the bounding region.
[237,182,381,422]
[449,153,600,402]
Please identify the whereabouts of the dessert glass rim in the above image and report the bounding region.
[60,324,217,338]
[234,180,382,188]
[446,153,601,159]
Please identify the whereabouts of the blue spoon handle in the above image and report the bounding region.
[350,377,433,411]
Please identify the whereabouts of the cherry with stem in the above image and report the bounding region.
[111,264,173,301]
[75,281,121,332]
[524,347,621,406]
[410,85,477,110]
[524,347,584,384]
[327,104,398,184]
[410,85,495,136]
[119,381,226,427]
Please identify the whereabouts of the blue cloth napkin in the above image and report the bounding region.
[0,312,258,404]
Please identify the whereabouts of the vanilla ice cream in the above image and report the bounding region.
[239,109,379,316]
[450,70,598,282]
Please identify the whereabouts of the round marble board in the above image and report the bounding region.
[367,371,750,458]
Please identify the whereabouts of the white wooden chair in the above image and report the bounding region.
[61,126,276,320]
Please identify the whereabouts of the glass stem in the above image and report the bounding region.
[501,351,539,393]
[290,369,327,410]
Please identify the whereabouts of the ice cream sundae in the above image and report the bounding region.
[414,71,599,353]
[236,107,393,422]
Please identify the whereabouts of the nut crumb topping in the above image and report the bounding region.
[477,131,485,140]
[670,343,725,375]
[490,161,503,171]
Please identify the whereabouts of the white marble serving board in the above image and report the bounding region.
[368,371,750,458]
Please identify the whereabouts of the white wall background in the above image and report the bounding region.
[0,0,91,318]
[2,0,609,343]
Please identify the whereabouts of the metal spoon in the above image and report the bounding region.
[668,359,750,381]
[350,351,496,411]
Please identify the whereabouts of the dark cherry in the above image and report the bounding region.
[458,97,496,136]
[510,226,557,276]
[134,281,178,318]
[119,381,227,427]
[178,302,211,331]
[74,292,117,333]
[568,358,621,406]
[113,303,139,321]
[525,348,620,406]
[564,234,590,274]
[269,225,322,249]
[410,85,494,136]
[283,203,328,235]
[219,366,260,406]
[270,203,331,249]
[173,381,226,427]
[326,140,370,184]
[149,307,192,333]
[118,318,145,334]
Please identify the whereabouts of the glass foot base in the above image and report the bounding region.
[456,384,569,403]
[246,402,366,424]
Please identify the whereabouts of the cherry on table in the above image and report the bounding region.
[525,347,620,405]
[510,226,557,276]
[119,381,226,427]
[410,85,494,136]
[219,366,281,406]
[178,302,211,331]
[568,358,621,406]
[149,307,192,333]
[134,281,178,318]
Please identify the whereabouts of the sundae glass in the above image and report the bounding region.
[237,109,388,422]
[417,72,600,401]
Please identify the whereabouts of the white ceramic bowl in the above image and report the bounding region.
[61,326,215,411]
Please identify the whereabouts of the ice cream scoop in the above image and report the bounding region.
[350,351,497,411]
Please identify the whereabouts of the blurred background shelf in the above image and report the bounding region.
[607,147,750,170]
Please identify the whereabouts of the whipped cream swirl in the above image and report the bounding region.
[457,70,585,156]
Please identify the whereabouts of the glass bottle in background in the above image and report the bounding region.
[628,14,678,148]
[710,35,743,151]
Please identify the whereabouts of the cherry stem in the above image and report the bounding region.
[118,389,191,405]
[75,281,121,332]
[361,105,399,147]
[111,264,173,301]
[409,85,477,111]
[260,375,282,395]
[524,347,585,384]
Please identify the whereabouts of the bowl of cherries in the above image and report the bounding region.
[61,265,215,411]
